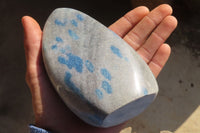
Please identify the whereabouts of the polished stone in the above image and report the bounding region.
[42,8,158,127]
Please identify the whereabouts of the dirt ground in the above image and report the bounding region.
[0,0,199,132]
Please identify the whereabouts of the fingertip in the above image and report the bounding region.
[22,15,42,40]
[22,16,41,29]
[165,16,178,29]
[148,43,171,78]
[123,6,150,26]
[160,4,173,12]
[162,43,171,55]
[21,16,33,27]
[156,4,173,15]
[157,44,171,64]
[135,6,150,14]
[21,16,29,22]
[126,6,150,19]
[132,6,150,18]
[21,16,27,23]
[22,16,31,42]
[22,15,42,56]
[21,16,28,30]
[21,16,35,22]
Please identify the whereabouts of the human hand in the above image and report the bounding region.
[22,4,177,133]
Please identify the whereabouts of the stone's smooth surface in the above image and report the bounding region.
[42,8,158,127]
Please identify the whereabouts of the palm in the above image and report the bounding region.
[22,4,177,133]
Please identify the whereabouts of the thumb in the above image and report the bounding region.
[22,16,43,68]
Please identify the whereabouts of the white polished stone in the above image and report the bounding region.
[42,8,158,127]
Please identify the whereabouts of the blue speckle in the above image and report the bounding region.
[56,37,63,43]
[64,72,83,97]
[58,56,67,64]
[51,44,57,50]
[100,68,111,81]
[55,19,67,26]
[143,88,148,95]
[58,53,83,73]
[77,14,84,21]
[95,89,103,99]
[110,45,123,58]
[71,19,78,27]
[102,81,112,94]
[124,57,129,62]
[68,29,79,40]
[66,53,83,73]
[85,60,94,73]
[59,48,66,54]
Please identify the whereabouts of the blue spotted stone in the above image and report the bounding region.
[42,8,158,128]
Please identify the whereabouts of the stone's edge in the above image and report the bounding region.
[84,93,158,128]
[74,92,158,128]
[57,85,109,127]
[52,7,83,14]
[101,93,157,127]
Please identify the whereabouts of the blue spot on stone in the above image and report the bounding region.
[68,29,79,40]
[100,68,111,81]
[58,56,67,65]
[66,53,83,73]
[58,53,83,73]
[71,19,78,27]
[51,44,57,50]
[55,19,67,26]
[143,88,148,95]
[77,14,84,21]
[110,45,123,58]
[85,60,94,73]
[59,48,66,54]
[124,57,129,62]
[56,37,63,43]
[64,72,83,97]
[102,81,112,94]
[95,89,103,99]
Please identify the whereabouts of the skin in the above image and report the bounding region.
[22,4,177,133]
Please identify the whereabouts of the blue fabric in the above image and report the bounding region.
[29,125,51,133]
